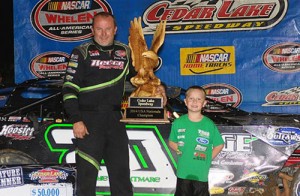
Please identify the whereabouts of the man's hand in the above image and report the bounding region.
[73,121,89,139]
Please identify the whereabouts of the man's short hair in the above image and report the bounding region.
[92,12,117,27]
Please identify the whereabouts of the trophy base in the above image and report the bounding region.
[121,108,170,124]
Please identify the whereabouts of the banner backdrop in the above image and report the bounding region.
[14,0,300,114]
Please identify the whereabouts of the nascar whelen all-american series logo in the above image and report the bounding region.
[262,42,300,73]
[202,83,242,112]
[31,0,112,41]
[262,42,300,106]
[142,0,287,34]
[30,51,70,78]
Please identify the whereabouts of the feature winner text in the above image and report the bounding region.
[0,167,23,188]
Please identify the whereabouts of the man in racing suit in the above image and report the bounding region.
[62,12,134,196]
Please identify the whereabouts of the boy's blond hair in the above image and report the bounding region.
[185,85,206,97]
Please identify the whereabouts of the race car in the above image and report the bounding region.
[1,77,300,195]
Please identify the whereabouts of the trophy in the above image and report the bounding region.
[121,17,169,123]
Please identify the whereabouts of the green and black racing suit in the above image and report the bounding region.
[62,39,135,196]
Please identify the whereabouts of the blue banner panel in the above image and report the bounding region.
[14,0,300,114]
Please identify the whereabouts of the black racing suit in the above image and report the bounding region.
[62,39,135,196]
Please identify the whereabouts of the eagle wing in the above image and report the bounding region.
[128,17,148,72]
[150,20,167,54]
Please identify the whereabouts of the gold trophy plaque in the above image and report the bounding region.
[121,17,169,123]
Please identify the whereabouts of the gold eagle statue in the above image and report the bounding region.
[128,17,167,98]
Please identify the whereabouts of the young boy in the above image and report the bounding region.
[169,85,224,196]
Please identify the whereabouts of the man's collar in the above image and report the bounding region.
[93,39,114,51]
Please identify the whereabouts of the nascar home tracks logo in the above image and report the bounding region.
[180,46,235,75]
[30,51,70,78]
[263,87,300,106]
[142,0,287,34]
[263,42,300,73]
[31,0,112,41]
[202,83,242,112]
